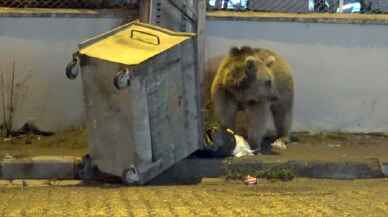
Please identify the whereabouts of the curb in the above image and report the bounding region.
[158,157,386,181]
[0,156,80,180]
[382,162,388,177]
[225,158,384,180]
[0,156,386,182]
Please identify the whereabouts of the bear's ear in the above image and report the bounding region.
[264,56,276,67]
[240,46,253,54]
[229,47,240,57]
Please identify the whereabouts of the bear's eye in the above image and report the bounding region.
[264,80,272,88]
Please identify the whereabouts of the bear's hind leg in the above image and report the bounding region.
[270,101,293,143]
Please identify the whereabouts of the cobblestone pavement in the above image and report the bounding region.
[0,178,388,217]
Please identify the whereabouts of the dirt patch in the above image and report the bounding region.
[279,132,388,162]
[1,129,388,163]
[0,128,87,159]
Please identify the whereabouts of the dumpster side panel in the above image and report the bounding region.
[128,75,153,165]
[145,44,199,162]
[130,52,179,183]
[136,49,184,161]
[177,39,201,158]
[129,40,201,183]
[80,58,137,177]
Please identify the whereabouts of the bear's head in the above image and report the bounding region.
[222,46,279,102]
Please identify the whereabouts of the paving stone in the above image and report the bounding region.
[0,178,387,217]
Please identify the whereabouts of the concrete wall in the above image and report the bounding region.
[206,19,388,132]
[1,11,387,133]
[0,10,136,131]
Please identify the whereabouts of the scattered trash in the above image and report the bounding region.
[271,139,288,152]
[257,168,295,181]
[3,153,15,160]
[203,128,290,157]
[228,129,254,158]
[12,122,54,137]
[226,163,295,182]
[328,144,342,148]
[3,138,12,142]
[200,127,236,158]
[243,175,257,185]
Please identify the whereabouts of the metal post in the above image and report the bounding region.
[139,0,152,23]
[195,0,206,148]
[338,0,344,12]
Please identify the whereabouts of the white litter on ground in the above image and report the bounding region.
[227,129,254,158]
[4,153,15,160]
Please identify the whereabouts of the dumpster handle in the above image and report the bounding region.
[130,30,160,45]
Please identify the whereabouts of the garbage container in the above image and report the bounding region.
[66,20,201,184]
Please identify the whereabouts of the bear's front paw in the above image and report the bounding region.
[271,139,288,152]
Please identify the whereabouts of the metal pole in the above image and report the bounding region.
[194,0,206,148]
[338,0,344,12]
[167,0,197,26]
[139,0,152,23]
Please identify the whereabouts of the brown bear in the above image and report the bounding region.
[206,46,294,152]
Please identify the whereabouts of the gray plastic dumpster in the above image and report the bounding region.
[66,21,201,184]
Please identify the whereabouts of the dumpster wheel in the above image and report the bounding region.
[122,165,140,185]
[77,154,97,181]
[65,52,80,80]
[114,68,132,90]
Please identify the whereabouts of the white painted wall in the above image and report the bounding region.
[0,16,127,131]
[206,20,388,132]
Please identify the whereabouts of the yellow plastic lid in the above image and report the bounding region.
[79,20,195,65]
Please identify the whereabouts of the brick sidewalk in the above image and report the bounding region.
[1,178,388,217]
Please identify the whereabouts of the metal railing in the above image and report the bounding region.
[207,0,388,13]
[0,0,139,9]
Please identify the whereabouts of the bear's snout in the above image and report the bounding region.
[264,80,272,89]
